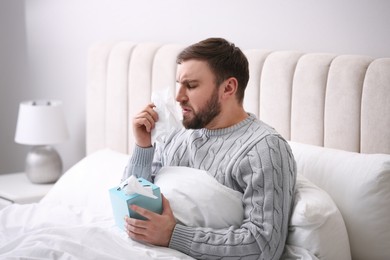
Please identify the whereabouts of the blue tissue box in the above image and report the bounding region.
[109,178,162,231]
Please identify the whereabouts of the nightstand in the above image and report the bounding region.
[0,172,54,209]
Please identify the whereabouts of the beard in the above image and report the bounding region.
[181,88,221,129]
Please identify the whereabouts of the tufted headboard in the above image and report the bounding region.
[86,42,390,156]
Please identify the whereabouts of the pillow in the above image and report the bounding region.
[289,141,390,260]
[155,166,351,260]
[285,174,351,260]
[281,245,319,260]
[154,166,244,229]
[41,149,129,217]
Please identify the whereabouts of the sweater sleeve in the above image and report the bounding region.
[122,145,155,182]
[168,135,296,259]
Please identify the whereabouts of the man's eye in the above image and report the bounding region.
[187,83,197,89]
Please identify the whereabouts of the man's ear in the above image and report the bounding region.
[221,77,238,100]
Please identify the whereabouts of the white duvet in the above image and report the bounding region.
[0,150,193,260]
[0,203,192,259]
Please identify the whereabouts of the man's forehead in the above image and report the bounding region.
[176,60,212,81]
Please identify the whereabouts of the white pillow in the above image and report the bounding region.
[285,174,351,260]
[41,149,129,217]
[154,166,244,229]
[289,141,390,260]
[155,166,351,260]
[281,245,319,260]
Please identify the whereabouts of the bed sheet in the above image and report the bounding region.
[0,203,194,260]
[0,149,193,260]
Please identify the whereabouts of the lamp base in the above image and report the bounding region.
[25,145,63,184]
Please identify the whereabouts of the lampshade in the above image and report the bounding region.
[15,100,69,145]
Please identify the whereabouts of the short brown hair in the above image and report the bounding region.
[176,38,249,104]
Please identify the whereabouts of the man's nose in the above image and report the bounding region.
[175,86,187,103]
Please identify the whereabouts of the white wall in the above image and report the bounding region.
[0,0,30,174]
[1,0,389,174]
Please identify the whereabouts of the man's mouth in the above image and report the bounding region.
[180,105,192,115]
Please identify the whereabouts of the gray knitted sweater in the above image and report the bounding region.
[124,113,297,260]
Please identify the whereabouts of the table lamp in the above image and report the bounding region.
[15,100,69,184]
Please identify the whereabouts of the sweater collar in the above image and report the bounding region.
[200,113,256,136]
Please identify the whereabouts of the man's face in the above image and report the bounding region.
[176,60,222,129]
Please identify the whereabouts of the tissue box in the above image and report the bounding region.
[109,178,162,231]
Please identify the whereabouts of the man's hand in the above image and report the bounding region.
[124,194,176,247]
[133,103,159,148]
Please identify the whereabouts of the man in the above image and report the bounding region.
[123,38,296,259]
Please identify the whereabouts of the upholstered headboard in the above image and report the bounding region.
[86,42,390,155]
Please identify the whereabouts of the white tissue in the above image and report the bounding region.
[151,88,182,144]
[120,176,157,199]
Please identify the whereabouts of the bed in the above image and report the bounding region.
[1,41,389,260]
